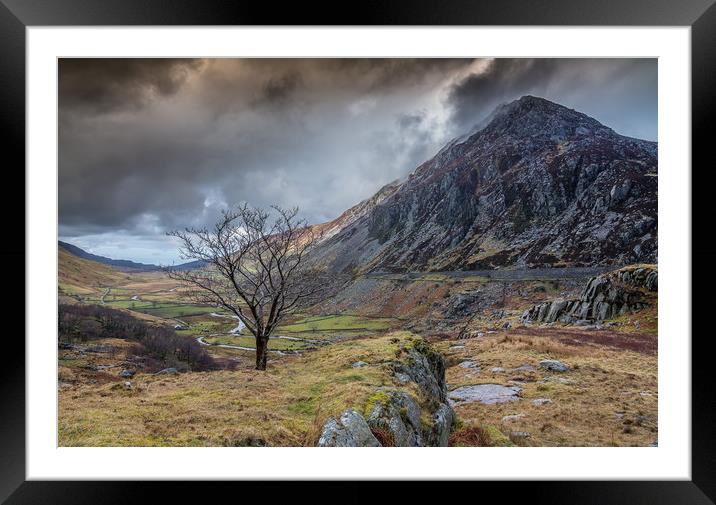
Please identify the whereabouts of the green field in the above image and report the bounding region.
[103,299,216,318]
[277,314,396,334]
[202,335,319,351]
[175,318,234,336]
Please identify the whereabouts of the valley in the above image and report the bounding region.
[57,95,659,447]
[58,249,657,447]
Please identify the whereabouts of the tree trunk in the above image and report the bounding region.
[255,335,269,370]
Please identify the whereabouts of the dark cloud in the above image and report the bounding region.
[59,58,204,113]
[252,71,304,108]
[58,58,656,264]
[448,59,557,128]
[447,58,657,140]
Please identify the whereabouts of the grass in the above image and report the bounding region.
[277,314,395,334]
[58,249,134,294]
[449,424,513,447]
[102,300,216,318]
[58,332,421,447]
[202,335,318,351]
[175,318,233,335]
[142,305,216,318]
[434,328,657,447]
[59,251,659,448]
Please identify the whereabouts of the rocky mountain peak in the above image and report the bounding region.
[478,95,614,143]
[311,97,657,273]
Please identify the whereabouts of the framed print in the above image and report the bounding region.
[3,0,714,503]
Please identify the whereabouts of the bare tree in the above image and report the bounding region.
[166,204,335,370]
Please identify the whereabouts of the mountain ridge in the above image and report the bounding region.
[58,241,204,272]
[310,95,657,273]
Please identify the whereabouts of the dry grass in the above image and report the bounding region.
[434,328,657,447]
[58,249,134,295]
[449,425,495,447]
[58,332,420,447]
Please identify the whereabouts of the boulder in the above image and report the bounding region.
[317,409,381,447]
[351,361,368,368]
[448,384,521,405]
[539,360,569,372]
[458,360,479,369]
[155,367,178,375]
[119,369,136,378]
[532,398,552,406]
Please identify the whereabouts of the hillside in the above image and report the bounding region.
[58,248,133,295]
[311,96,657,273]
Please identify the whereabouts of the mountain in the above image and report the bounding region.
[59,241,158,271]
[58,241,205,272]
[312,96,658,273]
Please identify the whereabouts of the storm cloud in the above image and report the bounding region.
[59,58,656,264]
[447,58,657,140]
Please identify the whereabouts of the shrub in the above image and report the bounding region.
[58,303,216,371]
[448,425,494,447]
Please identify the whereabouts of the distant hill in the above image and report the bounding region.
[59,241,158,271]
[58,241,205,272]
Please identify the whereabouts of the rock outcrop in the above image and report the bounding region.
[317,338,454,447]
[521,265,657,324]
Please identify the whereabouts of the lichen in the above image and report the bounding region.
[363,390,391,418]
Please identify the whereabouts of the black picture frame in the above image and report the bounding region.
[2,0,713,503]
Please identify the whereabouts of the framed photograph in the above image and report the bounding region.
[5,0,713,502]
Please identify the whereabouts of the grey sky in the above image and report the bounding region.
[59,58,657,264]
